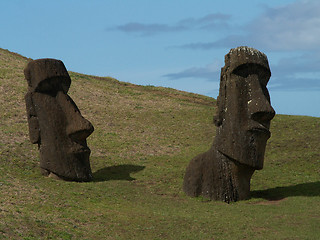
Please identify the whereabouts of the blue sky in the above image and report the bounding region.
[1,0,319,117]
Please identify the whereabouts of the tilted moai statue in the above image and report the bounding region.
[183,47,275,202]
[24,59,94,181]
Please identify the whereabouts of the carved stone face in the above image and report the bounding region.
[215,47,275,169]
[25,59,94,181]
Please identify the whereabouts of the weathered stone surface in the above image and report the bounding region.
[24,59,94,181]
[183,47,275,202]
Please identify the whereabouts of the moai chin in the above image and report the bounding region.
[24,58,94,181]
[183,47,275,202]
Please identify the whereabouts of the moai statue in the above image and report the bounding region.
[24,59,94,181]
[183,47,275,202]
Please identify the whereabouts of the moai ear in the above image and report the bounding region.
[25,92,40,144]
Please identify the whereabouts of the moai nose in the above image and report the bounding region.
[56,91,94,142]
[247,75,275,124]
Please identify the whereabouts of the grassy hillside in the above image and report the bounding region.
[0,48,319,240]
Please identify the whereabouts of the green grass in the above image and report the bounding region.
[0,48,319,239]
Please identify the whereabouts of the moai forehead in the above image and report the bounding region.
[224,46,270,75]
[24,58,71,93]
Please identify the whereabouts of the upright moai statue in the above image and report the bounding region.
[24,59,94,181]
[183,47,275,202]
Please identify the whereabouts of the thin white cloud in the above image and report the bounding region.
[177,13,231,30]
[270,51,320,91]
[272,52,320,75]
[269,77,320,91]
[115,23,186,36]
[111,13,231,36]
[163,61,221,81]
[248,0,320,51]
[168,0,320,92]
[177,0,320,51]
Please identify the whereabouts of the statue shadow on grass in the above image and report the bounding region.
[92,164,145,182]
[251,181,320,201]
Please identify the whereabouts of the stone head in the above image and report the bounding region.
[214,47,275,169]
[24,59,94,181]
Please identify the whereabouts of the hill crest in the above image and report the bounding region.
[1,47,319,239]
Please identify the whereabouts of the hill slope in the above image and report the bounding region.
[0,48,319,239]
